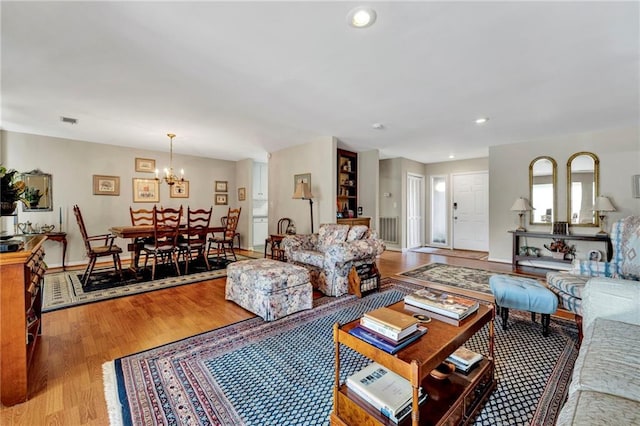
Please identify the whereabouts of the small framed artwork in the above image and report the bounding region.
[238,187,246,201]
[215,193,228,205]
[588,249,602,262]
[215,180,228,192]
[133,178,160,203]
[633,174,640,198]
[170,180,189,198]
[135,158,156,173]
[93,175,120,196]
[294,173,311,191]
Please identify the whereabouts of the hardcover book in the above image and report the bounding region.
[346,362,422,417]
[404,289,479,320]
[362,306,419,331]
[360,316,418,341]
[447,346,483,367]
[349,325,426,354]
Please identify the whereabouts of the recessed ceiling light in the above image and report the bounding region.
[60,116,78,124]
[449,155,455,159]
[347,7,377,28]
[372,123,384,130]
[475,117,489,125]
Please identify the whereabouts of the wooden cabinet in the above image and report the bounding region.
[337,149,358,218]
[337,217,370,227]
[0,235,47,406]
[253,162,268,200]
[332,301,496,426]
[509,230,612,276]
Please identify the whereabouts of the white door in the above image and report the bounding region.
[407,173,424,249]
[452,172,488,251]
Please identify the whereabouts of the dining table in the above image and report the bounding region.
[109,225,225,272]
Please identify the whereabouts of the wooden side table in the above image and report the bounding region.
[265,234,286,261]
[43,232,67,270]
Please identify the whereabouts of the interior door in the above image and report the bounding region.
[406,173,424,249]
[452,172,488,251]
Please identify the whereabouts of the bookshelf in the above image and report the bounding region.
[332,301,495,426]
[337,149,358,219]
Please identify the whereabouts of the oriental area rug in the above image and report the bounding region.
[411,247,489,260]
[399,262,536,295]
[43,254,257,312]
[103,277,578,426]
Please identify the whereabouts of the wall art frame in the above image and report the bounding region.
[215,193,228,205]
[170,180,189,198]
[135,158,156,173]
[238,187,246,201]
[133,178,160,203]
[215,180,228,192]
[93,175,120,196]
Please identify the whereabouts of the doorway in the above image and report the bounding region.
[452,172,488,251]
[406,173,424,249]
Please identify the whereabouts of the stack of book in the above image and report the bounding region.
[445,346,483,374]
[404,289,479,324]
[346,362,427,424]
[349,307,426,354]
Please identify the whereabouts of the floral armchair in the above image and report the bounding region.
[282,224,385,296]
[547,216,640,336]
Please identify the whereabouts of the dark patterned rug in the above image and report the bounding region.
[399,263,536,295]
[103,277,578,426]
[43,254,257,312]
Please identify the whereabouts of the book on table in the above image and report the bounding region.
[446,346,483,373]
[404,288,479,320]
[346,362,426,422]
[359,316,418,341]
[362,306,419,333]
[349,325,427,354]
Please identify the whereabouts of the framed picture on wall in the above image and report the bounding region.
[93,175,120,196]
[215,193,228,205]
[133,178,160,203]
[238,187,246,201]
[170,180,189,198]
[135,158,156,173]
[215,180,228,192]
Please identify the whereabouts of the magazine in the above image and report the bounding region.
[404,289,479,320]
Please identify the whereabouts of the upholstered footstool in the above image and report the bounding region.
[225,259,312,321]
[489,275,558,337]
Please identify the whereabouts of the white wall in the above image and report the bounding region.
[489,126,640,263]
[1,131,239,268]
[358,149,380,231]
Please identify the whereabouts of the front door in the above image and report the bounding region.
[452,172,488,251]
[407,173,424,249]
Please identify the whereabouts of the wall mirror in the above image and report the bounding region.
[529,156,557,225]
[567,152,599,227]
[20,170,53,211]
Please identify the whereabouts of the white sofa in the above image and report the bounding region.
[556,277,640,425]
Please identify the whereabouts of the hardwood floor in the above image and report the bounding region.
[0,250,515,425]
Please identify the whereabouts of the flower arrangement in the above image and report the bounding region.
[0,165,27,214]
[544,238,576,260]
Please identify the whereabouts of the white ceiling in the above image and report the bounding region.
[2,1,639,163]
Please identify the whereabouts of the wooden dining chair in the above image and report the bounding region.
[129,206,155,244]
[208,207,241,262]
[141,206,183,280]
[179,206,213,274]
[73,204,124,289]
[267,217,293,260]
[220,215,241,249]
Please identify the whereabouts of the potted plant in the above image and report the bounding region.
[0,165,27,215]
[544,238,576,260]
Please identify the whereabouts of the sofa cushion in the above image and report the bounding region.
[317,224,349,252]
[546,272,589,299]
[288,249,324,268]
[569,260,619,278]
[346,225,368,241]
[569,318,640,402]
[556,390,640,426]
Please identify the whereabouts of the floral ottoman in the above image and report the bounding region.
[225,259,312,321]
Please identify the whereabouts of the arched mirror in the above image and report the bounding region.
[529,156,557,225]
[20,169,53,212]
[567,152,599,227]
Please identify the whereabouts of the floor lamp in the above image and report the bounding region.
[293,182,314,233]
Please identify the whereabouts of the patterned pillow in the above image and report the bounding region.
[347,225,368,241]
[317,224,349,252]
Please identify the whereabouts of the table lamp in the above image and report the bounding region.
[593,196,616,235]
[510,197,533,231]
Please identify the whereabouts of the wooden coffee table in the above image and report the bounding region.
[332,301,496,426]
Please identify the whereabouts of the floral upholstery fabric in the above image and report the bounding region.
[282,223,385,296]
[346,225,368,241]
[225,259,312,321]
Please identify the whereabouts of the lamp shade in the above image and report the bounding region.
[510,197,533,212]
[292,182,313,200]
[593,196,616,212]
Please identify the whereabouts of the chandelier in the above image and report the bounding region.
[155,133,184,186]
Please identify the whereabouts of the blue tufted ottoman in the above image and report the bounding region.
[226,259,312,321]
[489,275,558,337]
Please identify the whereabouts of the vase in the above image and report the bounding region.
[0,201,17,215]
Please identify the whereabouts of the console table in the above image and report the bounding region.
[20,232,67,270]
[509,230,612,276]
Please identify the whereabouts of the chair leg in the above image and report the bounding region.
[229,243,237,262]
[151,254,157,280]
[172,251,181,276]
[541,314,551,337]
[113,253,123,282]
[200,247,211,271]
[500,306,509,330]
[83,257,97,288]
